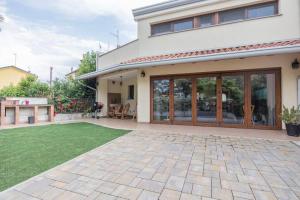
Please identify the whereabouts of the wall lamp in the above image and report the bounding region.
[292,59,299,69]
[140,70,146,78]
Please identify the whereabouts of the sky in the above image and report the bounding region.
[0,0,164,82]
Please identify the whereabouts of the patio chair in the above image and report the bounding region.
[114,104,123,119]
[116,103,130,119]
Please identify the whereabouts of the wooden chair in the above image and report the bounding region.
[116,103,130,119]
[114,105,123,119]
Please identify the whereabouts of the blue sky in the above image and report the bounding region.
[0,0,163,81]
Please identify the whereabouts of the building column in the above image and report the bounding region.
[97,77,108,117]
[0,103,5,126]
[137,69,151,123]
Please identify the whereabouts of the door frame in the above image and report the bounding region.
[150,67,282,130]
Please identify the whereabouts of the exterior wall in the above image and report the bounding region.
[97,0,300,68]
[0,67,31,89]
[137,53,300,124]
[137,0,300,56]
[97,40,139,70]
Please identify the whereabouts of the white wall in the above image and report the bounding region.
[97,0,300,68]
[136,0,300,56]
[137,53,300,124]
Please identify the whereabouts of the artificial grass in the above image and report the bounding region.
[0,122,129,191]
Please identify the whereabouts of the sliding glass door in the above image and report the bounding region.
[250,72,276,128]
[173,78,192,123]
[150,69,281,129]
[152,79,170,122]
[221,75,245,125]
[196,77,217,123]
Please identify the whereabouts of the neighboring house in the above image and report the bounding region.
[0,66,34,89]
[65,68,79,80]
[79,0,300,130]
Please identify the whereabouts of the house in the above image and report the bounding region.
[65,68,79,80]
[78,0,300,130]
[0,66,34,89]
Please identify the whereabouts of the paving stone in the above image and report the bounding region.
[152,173,169,183]
[137,179,164,193]
[112,185,142,200]
[165,176,185,191]
[180,193,201,200]
[192,184,211,197]
[54,191,86,200]
[96,182,120,194]
[137,190,160,200]
[95,193,117,200]
[159,189,181,200]
[212,188,233,200]
[272,187,299,200]
[221,180,252,193]
[237,174,267,186]
[182,182,193,194]
[186,175,211,186]
[253,190,277,200]
[232,191,255,200]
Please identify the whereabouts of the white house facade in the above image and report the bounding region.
[79,0,300,130]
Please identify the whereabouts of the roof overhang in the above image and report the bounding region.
[77,45,300,80]
[133,0,205,18]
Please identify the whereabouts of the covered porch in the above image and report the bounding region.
[96,70,138,120]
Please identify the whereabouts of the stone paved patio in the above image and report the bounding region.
[1,130,300,200]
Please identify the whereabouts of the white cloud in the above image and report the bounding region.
[0,0,164,82]
[0,2,111,81]
[17,0,164,23]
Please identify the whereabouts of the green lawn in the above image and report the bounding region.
[0,123,129,191]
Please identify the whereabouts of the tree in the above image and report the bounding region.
[76,51,97,100]
[0,75,50,97]
[77,51,97,76]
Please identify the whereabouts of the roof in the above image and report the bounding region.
[0,66,34,75]
[133,0,205,17]
[77,39,300,80]
[65,68,79,76]
[121,39,300,65]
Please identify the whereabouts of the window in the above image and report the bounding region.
[150,1,278,36]
[199,14,214,28]
[128,85,134,100]
[219,8,245,23]
[173,18,193,32]
[151,23,172,35]
[247,3,276,19]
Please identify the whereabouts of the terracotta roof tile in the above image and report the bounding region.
[120,39,300,65]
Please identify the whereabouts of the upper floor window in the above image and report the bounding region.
[219,8,245,23]
[152,23,172,35]
[151,1,278,36]
[247,3,277,18]
[199,14,214,28]
[173,18,193,32]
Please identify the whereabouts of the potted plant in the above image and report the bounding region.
[281,106,299,137]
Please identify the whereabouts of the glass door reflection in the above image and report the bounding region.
[222,75,245,125]
[196,77,217,123]
[153,79,170,122]
[251,73,276,127]
[174,78,192,121]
